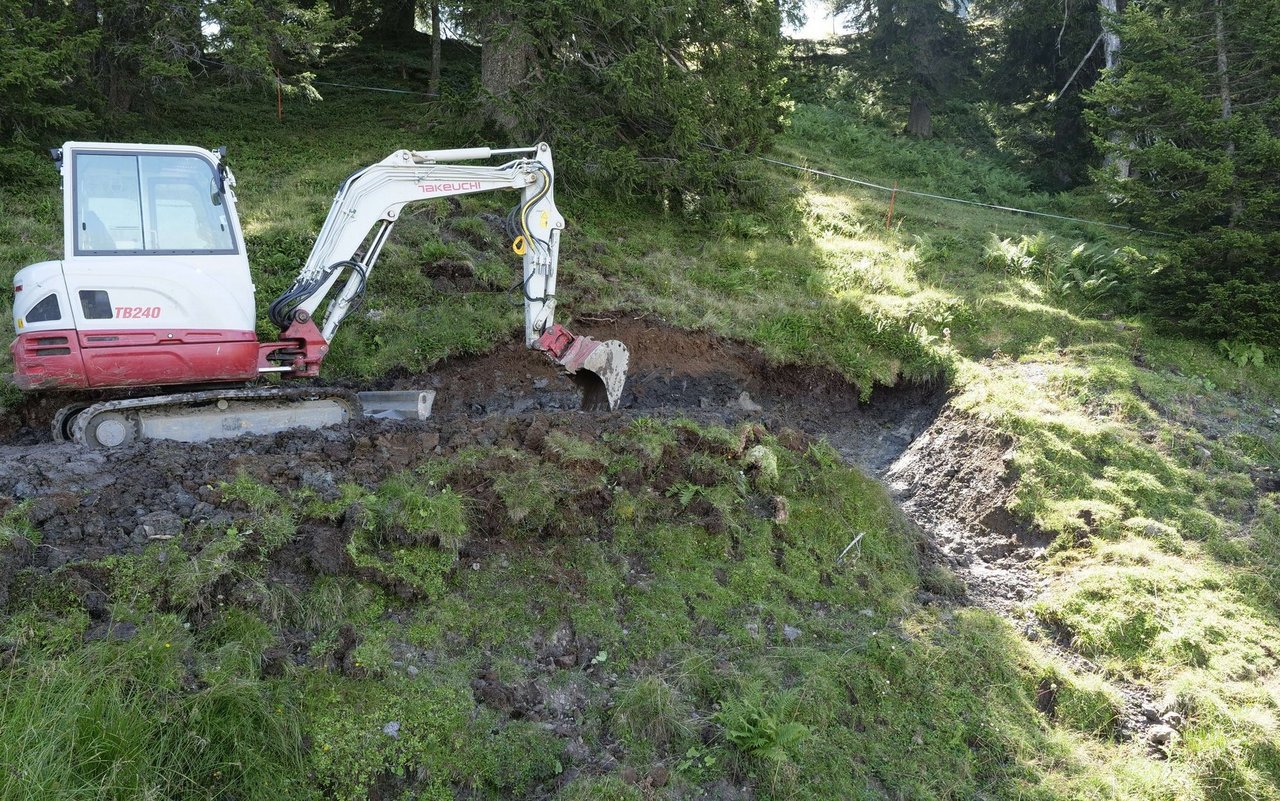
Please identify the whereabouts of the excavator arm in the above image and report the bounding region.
[259,143,629,410]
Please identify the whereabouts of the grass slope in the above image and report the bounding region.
[0,45,1278,800]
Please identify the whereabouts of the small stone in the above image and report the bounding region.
[382,721,401,739]
[783,625,802,642]
[45,547,70,570]
[1141,702,1161,722]
[620,766,639,785]
[744,623,760,637]
[555,654,577,669]
[406,665,419,677]
[1148,725,1178,747]
[365,309,386,322]
[512,397,538,413]
[859,608,875,617]
[1164,712,1184,729]
[736,391,763,413]
[1195,446,1212,461]
[533,378,549,389]
[470,562,481,571]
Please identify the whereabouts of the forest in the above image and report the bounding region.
[4,0,1278,346]
[0,1,1279,799]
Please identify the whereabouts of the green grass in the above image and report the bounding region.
[1,39,1279,801]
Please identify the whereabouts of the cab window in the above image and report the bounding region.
[74,152,237,255]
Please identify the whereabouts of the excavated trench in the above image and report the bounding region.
[0,318,943,564]
[0,316,1157,741]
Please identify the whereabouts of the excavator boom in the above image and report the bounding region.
[10,141,629,446]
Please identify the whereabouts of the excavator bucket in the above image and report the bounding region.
[534,325,630,411]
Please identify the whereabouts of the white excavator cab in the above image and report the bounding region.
[12,143,259,390]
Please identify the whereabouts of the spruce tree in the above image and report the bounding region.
[1087,0,1280,346]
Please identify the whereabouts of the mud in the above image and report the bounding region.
[0,316,1147,752]
[886,406,1159,742]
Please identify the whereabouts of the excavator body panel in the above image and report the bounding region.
[11,142,258,390]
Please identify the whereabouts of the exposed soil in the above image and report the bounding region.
[0,316,940,578]
[0,315,1157,762]
[886,406,1161,743]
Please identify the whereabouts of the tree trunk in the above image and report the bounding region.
[907,95,932,138]
[1099,0,1129,178]
[428,0,441,96]
[480,12,532,137]
[1214,0,1242,225]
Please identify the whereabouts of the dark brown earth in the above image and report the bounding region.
[0,317,1151,748]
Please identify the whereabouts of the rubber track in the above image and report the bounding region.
[66,386,362,447]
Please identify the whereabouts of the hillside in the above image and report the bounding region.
[1,44,1279,801]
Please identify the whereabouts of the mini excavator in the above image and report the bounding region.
[8,142,629,447]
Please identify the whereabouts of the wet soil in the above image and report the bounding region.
[0,317,940,565]
[0,315,1154,750]
[886,406,1160,742]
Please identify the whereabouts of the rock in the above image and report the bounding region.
[44,547,70,570]
[83,619,138,643]
[744,623,760,638]
[1148,725,1178,747]
[783,625,802,642]
[512,397,538,413]
[382,721,400,739]
[1141,702,1161,722]
[859,608,875,617]
[533,378,549,389]
[566,737,590,762]
[406,665,419,677]
[735,392,763,413]
[300,469,337,496]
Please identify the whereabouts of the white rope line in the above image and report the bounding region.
[313,80,437,97]
[707,144,1170,236]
